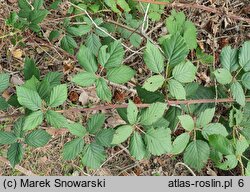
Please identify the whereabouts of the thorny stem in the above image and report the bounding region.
[136,0,250,24]
[1,98,250,121]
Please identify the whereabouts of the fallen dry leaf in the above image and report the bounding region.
[69,91,79,102]
[11,48,23,59]
[79,90,89,105]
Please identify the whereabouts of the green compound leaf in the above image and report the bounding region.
[63,138,84,160]
[142,75,165,92]
[214,68,232,85]
[49,84,68,108]
[87,113,105,134]
[24,57,40,81]
[100,41,125,69]
[143,41,164,73]
[82,142,106,169]
[25,129,51,148]
[173,61,197,83]
[202,123,228,140]
[71,72,97,87]
[111,125,133,145]
[145,128,172,156]
[171,132,190,155]
[23,110,44,131]
[178,115,194,131]
[239,41,250,72]
[129,132,146,160]
[196,108,215,128]
[231,82,245,106]
[96,129,115,147]
[16,86,42,111]
[96,78,112,102]
[107,65,135,84]
[162,33,189,68]
[77,45,98,73]
[140,102,167,126]
[220,46,239,72]
[45,110,68,128]
[127,100,138,125]
[7,143,24,168]
[209,134,234,155]
[0,131,17,145]
[66,123,87,137]
[241,72,250,90]
[168,79,186,100]
[184,140,210,171]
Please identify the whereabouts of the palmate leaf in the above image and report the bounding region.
[162,33,189,68]
[0,73,10,93]
[23,110,44,131]
[63,138,84,160]
[7,143,23,168]
[48,84,67,108]
[143,41,164,73]
[184,140,210,171]
[25,129,51,148]
[144,128,172,156]
[129,132,146,160]
[16,86,42,111]
[82,142,106,169]
[107,65,135,84]
[111,125,133,145]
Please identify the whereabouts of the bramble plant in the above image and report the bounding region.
[1,0,250,176]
